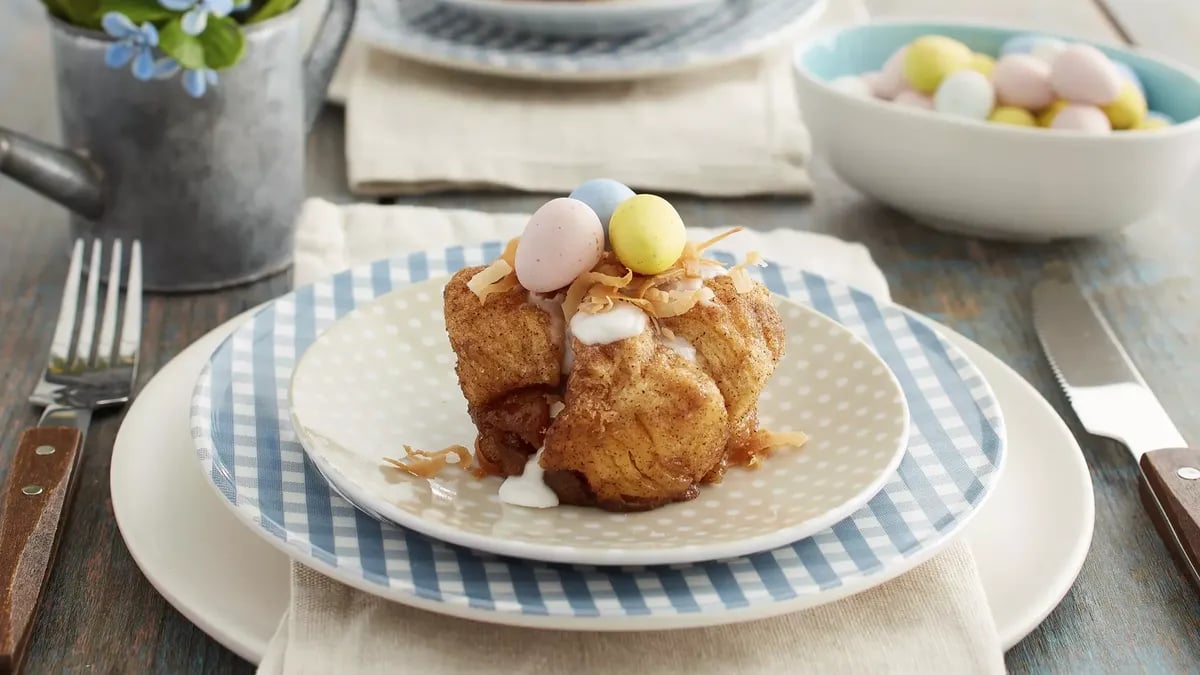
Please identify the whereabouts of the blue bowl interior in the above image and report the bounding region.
[799,23,1200,123]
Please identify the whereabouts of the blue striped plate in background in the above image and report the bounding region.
[190,246,1005,630]
[355,0,824,80]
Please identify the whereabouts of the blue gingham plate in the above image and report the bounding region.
[356,0,824,81]
[191,246,1005,629]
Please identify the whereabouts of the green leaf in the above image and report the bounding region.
[40,0,70,21]
[160,15,246,71]
[248,0,296,24]
[62,0,102,28]
[195,16,245,69]
[158,18,206,69]
[96,0,176,23]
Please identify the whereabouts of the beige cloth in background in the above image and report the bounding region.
[332,0,874,196]
[256,199,1006,674]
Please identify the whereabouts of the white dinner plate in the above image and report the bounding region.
[431,0,725,38]
[111,306,1093,663]
[288,278,910,566]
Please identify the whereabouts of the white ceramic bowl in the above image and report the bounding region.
[793,21,1200,240]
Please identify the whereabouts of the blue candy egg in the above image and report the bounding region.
[999,34,1040,56]
[1111,60,1145,96]
[568,179,635,234]
[1147,110,1175,124]
[1001,34,1067,64]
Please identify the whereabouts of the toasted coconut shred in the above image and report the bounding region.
[729,430,811,470]
[383,445,474,478]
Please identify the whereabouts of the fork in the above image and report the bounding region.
[0,239,141,675]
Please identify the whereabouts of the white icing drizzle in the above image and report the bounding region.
[549,400,565,418]
[569,303,648,345]
[528,292,573,374]
[659,334,697,362]
[498,448,559,509]
[562,338,575,373]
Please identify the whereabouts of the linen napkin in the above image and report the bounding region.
[335,0,871,197]
[258,198,1005,674]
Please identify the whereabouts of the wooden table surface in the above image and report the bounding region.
[2,0,1199,671]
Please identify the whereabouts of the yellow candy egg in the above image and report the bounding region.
[1038,100,1069,127]
[608,195,687,275]
[967,52,995,77]
[1100,82,1147,130]
[989,106,1037,126]
[1135,116,1171,130]
[903,35,973,93]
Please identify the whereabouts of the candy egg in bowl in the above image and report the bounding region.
[793,21,1200,240]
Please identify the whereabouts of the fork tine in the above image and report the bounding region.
[96,239,123,368]
[118,240,142,364]
[48,239,84,374]
[74,239,102,369]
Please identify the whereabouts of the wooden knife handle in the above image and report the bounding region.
[1139,448,1200,591]
[0,427,82,675]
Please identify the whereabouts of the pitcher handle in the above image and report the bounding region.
[302,0,358,132]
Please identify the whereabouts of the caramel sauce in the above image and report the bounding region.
[382,444,474,479]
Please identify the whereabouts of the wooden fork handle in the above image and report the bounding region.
[0,427,82,675]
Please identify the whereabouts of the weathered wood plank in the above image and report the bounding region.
[3,0,1200,671]
[1097,0,1200,65]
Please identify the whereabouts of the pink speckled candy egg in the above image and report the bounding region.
[515,198,604,292]
[1050,44,1122,105]
[873,47,909,99]
[993,54,1055,110]
[1050,104,1112,134]
[861,71,883,96]
[893,89,934,110]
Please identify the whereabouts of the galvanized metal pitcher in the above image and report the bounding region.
[0,0,356,291]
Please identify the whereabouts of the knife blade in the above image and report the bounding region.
[1033,275,1200,590]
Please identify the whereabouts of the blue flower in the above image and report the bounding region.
[159,0,236,36]
[182,68,218,98]
[102,12,174,81]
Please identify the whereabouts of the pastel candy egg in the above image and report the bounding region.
[1038,100,1069,126]
[830,75,873,98]
[933,70,995,120]
[1110,60,1145,97]
[893,89,934,110]
[873,47,909,99]
[904,35,972,93]
[992,54,1055,110]
[989,106,1037,126]
[1100,82,1147,129]
[1050,44,1122,105]
[967,52,995,77]
[515,198,604,292]
[999,34,1041,56]
[861,71,883,95]
[568,178,635,233]
[1029,38,1068,65]
[608,195,687,275]
[1050,104,1112,134]
[1133,111,1173,130]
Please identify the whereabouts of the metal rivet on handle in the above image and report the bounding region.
[35,445,55,455]
[22,485,44,496]
[1177,467,1200,480]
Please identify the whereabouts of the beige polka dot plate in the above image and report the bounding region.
[286,276,910,566]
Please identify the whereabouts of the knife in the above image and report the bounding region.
[1033,275,1199,590]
